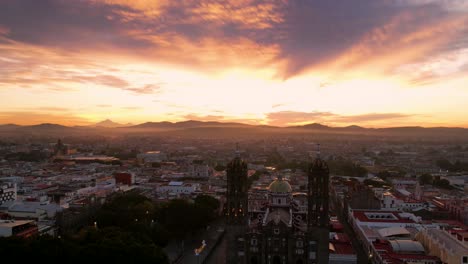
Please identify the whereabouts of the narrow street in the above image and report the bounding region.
[331,194,369,264]
[164,219,225,264]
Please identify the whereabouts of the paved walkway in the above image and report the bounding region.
[164,219,225,264]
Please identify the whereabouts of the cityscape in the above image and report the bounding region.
[1,1,468,264]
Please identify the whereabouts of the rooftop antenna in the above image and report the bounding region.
[235,142,240,157]
[316,143,321,159]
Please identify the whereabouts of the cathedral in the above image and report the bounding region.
[225,148,330,264]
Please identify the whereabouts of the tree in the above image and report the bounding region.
[247,171,262,188]
[376,171,391,181]
[434,179,451,189]
[419,174,433,185]
[195,195,219,212]
[214,164,226,171]
[327,157,368,177]
[437,159,453,171]
[0,229,169,264]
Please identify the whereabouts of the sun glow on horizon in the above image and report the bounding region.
[0,0,467,127]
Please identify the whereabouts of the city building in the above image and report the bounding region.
[157,181,200,196]
[0,181,16,206]
[114,172,136,185]
[0,219,38,238]
[416,228,468,264]
[137,151,167,165]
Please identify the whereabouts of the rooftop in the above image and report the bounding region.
[378,227,411,238]
[352,210,417,223]
[389,240,425,253]
[0,220,35,228]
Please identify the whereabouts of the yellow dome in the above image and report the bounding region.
[268,178,292,193]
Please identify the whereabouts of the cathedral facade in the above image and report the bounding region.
[226,151,330,264]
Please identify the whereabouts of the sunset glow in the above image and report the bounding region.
[1,0,467,127]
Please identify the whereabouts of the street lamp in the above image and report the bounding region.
[194,240,207,264]
[368,250,373,264]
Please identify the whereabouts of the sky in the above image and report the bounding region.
[0,0,467,127]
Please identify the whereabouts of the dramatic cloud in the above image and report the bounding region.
[0,111,90,126]
[265,111,415,127]
[184,114,262,125]
[0,40,162,94]
[125,84,162,94]
[0,0,467,127]
[1,0,466,79]
[334,113,413,123]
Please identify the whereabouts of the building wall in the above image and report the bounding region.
[416,229,468,264]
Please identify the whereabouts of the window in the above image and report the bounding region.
[296,240,303,248]
[274,229,280,235]
[462,256,468,264]
[251,238,257,246]
[273,238,280,248]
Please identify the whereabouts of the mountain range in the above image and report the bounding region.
[0,119,467,139]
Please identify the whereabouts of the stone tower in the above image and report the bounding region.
[306,144,330,264]
[226,149,248,264]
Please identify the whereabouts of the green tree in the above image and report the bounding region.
[195,195,220,212]
[419,174,433,185]
[434,178,451,189]
[214,164,226,171]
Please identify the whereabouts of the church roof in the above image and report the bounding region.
[268,178,292,193]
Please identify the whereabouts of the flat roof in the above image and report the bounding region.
[0,220,35,228]
[378,227,411,238]
[353,211,415,223]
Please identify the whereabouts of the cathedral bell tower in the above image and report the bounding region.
[306,144,330,264]
[225,146,248,263]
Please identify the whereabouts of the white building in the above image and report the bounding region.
[416,228,468,264]
[188,163,212,178]
[0,220,38,237]
[0,182,16,206]
[157,181,200,195]
[137,151,167,164]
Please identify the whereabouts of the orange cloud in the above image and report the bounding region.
[0,111,91,126]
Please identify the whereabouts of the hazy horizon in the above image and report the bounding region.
[2,118,468,130]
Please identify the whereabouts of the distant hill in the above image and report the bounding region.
[128,120,251,129]
[23,123,72,130]
[93,119,127,128]
[294,123,331,130]
[0,120,467,140]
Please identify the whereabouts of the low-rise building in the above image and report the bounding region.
[416,228,468,264]
[0,182,16,206]
[157,181,200,196]
[0,219,38,238]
